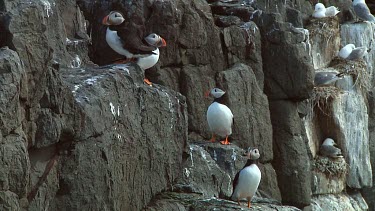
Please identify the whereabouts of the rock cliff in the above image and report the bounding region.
[0,0,374,211]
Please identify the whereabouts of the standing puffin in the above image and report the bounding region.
[206,88,233,145]
[102,11,157,59]
[136,33,167,85]
[231,148,261,208]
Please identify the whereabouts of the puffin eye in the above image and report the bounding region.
[153,35,156,38]
[214,88,217,92]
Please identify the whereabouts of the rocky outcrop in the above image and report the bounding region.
[0,0,374,210]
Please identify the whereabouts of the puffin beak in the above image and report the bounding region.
[102,15,109,25]
[204,90,210,98]
[161,38,167,47]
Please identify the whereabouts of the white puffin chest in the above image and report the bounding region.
[206,102,233,136]
[233,164,261,200]
[136,48,160,70]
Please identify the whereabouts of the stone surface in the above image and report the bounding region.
[49,64,188,211]
[174,144,232,198]
[258,19,314,100]
[331,88,372,188]
[0,191,20,211]
[145,192,300,211]
[308,192,368,211]
[269,100,311,208]
[306,17,340,70]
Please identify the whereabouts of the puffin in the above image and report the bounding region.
[102,11,157,59]
[136,33,167,85]
[231,147,262,208]
[206,88,233,145]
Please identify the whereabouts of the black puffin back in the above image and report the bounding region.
[213,95,226,104]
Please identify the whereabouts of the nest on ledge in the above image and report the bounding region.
[330,57,370,93]
[313,155,348,179]
[309,86,343,117]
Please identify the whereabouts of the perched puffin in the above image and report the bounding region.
[136,33,167,85]
[206,88,233,145]
[102,11,156,59]
[231,148,261,208]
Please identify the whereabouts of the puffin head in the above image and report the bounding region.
[144,33,167,48]
[102,11,125,26]
[206,88,226,98]
[246,148,260,160]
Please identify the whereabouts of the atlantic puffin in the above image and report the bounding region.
[136,33,167,85]
[102,11,157,59]
[206,88,233,145]
[231,148,261,208]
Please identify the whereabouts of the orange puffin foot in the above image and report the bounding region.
[144,78,153,86]
[248,201,251,208]
[220,136,230,145]
[209,134,216,143]
[237,200,241,206]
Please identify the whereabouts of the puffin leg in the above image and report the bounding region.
[209,134,216,142]
[247,200,251,208]
[143,78,153,86]
[220,136,230,145]
[237,199,241,206]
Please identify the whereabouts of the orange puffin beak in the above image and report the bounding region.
[102,15,109,25]
[204,90,210,98]
[161,38,167,47]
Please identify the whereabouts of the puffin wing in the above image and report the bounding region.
[116,24,157,55]
[232,171,240,194]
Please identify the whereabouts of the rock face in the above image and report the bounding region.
[0,0,374,210]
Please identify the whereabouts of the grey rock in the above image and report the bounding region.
[0,47,25,136]
[270,100,312,208]
[363,89,375,211]
[214,15,242,27]
[175,144,232,198]
[331,87,372,188]
[258,19,314,100]
[0,135,29,197]
[0,191,20,211]
[222,22,264,88]
[145,192,300,211]
[309,192,368,211]
[51,64,188,211]
[216,63,273,162]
